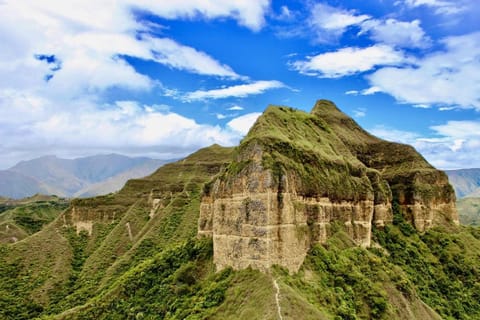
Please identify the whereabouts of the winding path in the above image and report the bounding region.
[273,278,283,320]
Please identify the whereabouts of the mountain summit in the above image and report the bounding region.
[200,100,458,272]
[2,100,475,320]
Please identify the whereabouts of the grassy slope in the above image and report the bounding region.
[445,168,480,198]
[0,104,478,319]
[311,100,454,210]
[0,196,68,243]
[0,144,235,319]
[237,104,375,201]
[456,197,480,225]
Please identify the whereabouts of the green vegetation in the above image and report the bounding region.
[0,195,68,243]
[54,238,234,319]
[227,105,375,201]
[0,144,235,319]
[374,205,480,319]
[456,197,480,225]
[0,103,477,319]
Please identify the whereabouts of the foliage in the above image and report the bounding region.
[61,238,233,319]
[374,223,480,319]
[0,199,68,243]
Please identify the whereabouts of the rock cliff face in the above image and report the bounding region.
[199,100,458,273]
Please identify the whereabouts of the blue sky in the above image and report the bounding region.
[0,0,479,170]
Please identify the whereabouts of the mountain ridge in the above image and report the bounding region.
[200,100,457,273]
[0,100,478,320]
[445,168,480,198]
[0,154,171,199]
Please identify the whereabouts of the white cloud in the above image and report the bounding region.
[292,45,408,78]
[413,104,431,109]
[353,108,366,118]
[0,0,254,101]
[148,37,240,79]
[431,121,480,139]
[360,19,430,48]
[345,90,359,95]
[368,32,480,110]
[361,86,382,95]
[309,3,369,42]
[227,112,262,135]
[370,122,480,169]
[134,0,271,31]
[228,105,244,111]
[402,0,467,15]
[184,80,285,101]
[275,5,296,21]
[0,97,255,169]
[0,0,275,168]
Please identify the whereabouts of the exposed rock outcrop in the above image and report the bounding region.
[199,100,458,273]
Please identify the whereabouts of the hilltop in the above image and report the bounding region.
[0,195,69,243]
[0,100,478,320]
[201,100,457,272]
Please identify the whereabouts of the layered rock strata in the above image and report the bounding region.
[199,100,458,273]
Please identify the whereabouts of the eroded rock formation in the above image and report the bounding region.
[199,100,458,273]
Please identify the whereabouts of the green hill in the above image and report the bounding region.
[0,195,69,243]
[445,168,480,198]
[456,197,480,226]
[0,101,478,320]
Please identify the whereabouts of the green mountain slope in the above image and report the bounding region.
[0,195,69,243]
[456,197,480,225]
[445,168,480,198]
[0,144,234,319]
[0,101,478,320]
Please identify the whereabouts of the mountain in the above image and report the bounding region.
[443,169,480,224]
[445,168,480,198]
[201,101,457,273]
[456,197,480,225]
[0,154,170,199]
[0,170,60,199]
[0,195,69,243]
[0,100,478,320]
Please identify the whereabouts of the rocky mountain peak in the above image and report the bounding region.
[199,100,458,273]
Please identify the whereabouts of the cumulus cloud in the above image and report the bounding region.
[133,0,271,31]
[184,80,285,101]
[0,97,256,168]
[227,113,262,135]
[309,3,369,42]
[402,0,467,15]
[0,0,273,94]
[360,19,431,48]
[368,32,480,110]
[148,37,240,79]
[370,122,480,170]
[292,45,409,78]
[0,0,275,168]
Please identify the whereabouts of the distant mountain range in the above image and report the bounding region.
[445,169,480,226]
[445,168,480,198]
[0,154,170,199]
